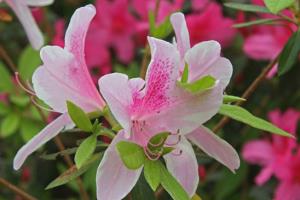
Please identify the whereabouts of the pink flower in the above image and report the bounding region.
[96,12,239,199]
[243,0,297,78]
[87,0,137,64]
[242,109,300,186]
[186,2,236,48]
[3,0,54,49]
[13,5,106,170]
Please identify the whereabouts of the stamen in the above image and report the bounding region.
[148,137,165,147]
[26,80,34,91]
[15,72,36,96]
[165,135,181,146]
[144,147,162,161]
[31,96,56,112]
[170,129,180,136]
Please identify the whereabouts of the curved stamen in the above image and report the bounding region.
[165,135,181,146]
[170,129,180,136]
[144,146,162,161]
[26,80,34,91]
[148,137,165,147]
[15,72,36,96]
[31,96,56,112]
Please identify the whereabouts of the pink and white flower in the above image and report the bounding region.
[13,5,105,170]
[96,12,239,200]
[2,0,54,49]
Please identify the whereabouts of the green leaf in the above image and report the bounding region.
[278,28,300,75]
[180,63,189,83]
[158,162,190,200]
[116,141,145,170]
[177,75,216,93]
[0,62,13,92]
[233,18,278,28]
[46,153,101,189]
[149,132,169,147]
[223,95,246,104]
[18,46,41,80]
[10,94,30,107]
[75,134,97,169]
[0,102,10,116]
[66,101,93,132]
[153,16,172,39]
[144,160,161,191]
[0,113,20,137]
[219,104,293,137]
[224,2,270,13]
[20,119,43,142]
[264,0,294,14]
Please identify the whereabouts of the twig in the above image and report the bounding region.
[0,45,89,200]
[139,0,161,79]
[0,177,37,200]
[213,55,279,133]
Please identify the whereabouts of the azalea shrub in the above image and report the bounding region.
[0,0,300,200]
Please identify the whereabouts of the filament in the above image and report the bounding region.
[31,96,56,113]
[15,72,36,96]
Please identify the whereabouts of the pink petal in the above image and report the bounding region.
[13,113,73,170]
[185,40,232,88]
[274,181,300,200]
[170,12,191,58]
[242,140,273,166]
[99,73,135,135]
[6,0,43,49]
[187,126,240,172]
[32,45,104,113]
[25,0,54,6]
[113,35,135,63]
[164,137,199,197]
[255,165,273,185]
[96,130,142,200]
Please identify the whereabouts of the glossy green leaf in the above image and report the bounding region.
[264,0,294,14]
[278,28,300,75]
[18,46,41,80]
[75,134,97,169]
[224,2,270,13]
[177,75,216,93]
[66,101,93,132]
[144,160,161,191]
[0,113,20,137]
[158,162,190,200]
[46,153,101,189]
[219,104,293,137]
[181,63,189,83]
[0,62,13,92]
[116,141,145,170]
[233,18,278,28]
[223,95,246,104]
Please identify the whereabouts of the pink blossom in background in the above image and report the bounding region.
[186,2,236,48]
[31,7,44,24]
[3,0,54,49]
[51,19,65,47]
[242,0,297,78]
[242,109,300,199]
[191,0,209,11]
[96,12,239,200]
[14,5,106,170]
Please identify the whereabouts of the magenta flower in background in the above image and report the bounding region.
[186,1,236,48]
[51,19,65,47]
[242,109,300,199]
[13,5,106,170]
[96,12,239,200]
[242,0,297,78]
[2,0,54,49]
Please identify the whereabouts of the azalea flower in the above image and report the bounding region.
[242,109,300,200]
[13,5,105,170]
[186,1,236,48]
[2,0,54,49]
[96,12,239,200]
[242,0,297,78]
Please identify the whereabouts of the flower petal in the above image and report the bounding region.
[187,126,240,172]
[99,73,134,135]
[6,0,43,49]
[255,165,273,185]
[25,0,54,6]
[13,113,73,170]
[33,46,104,113]
[164,137,199,197]
[242,140,273,166]
[170,12,191,58]
[185,40,232,88]
[96,130,142,200]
